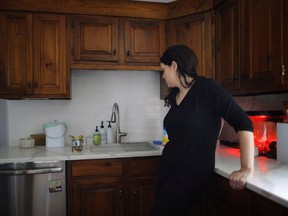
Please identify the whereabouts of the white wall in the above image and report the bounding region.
[0,99,8,147]
[6,70,169,146]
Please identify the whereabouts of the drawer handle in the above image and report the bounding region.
[118,189,123,199]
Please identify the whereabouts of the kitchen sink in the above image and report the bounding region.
[90,142,160,153]
[120,142,160,152]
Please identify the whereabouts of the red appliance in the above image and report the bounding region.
[247,111,284,155]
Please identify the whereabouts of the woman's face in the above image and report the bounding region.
[160,62,180,88]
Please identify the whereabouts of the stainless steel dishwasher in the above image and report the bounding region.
[0,160,66,216]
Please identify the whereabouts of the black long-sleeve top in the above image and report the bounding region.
[159,76,253,181]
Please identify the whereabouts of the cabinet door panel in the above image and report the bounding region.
[33,14,67,95]
[131,177,156,216]
[161,11,214,99]
[174,12,214,79]
[0,12,33,95]
[72,179,124,216]
[215,0,241,93]
[73,16,118,62]
[125,19,165,64]
[283,0,288,86]
[242,0,282,92]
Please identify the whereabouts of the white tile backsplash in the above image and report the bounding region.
[1,69,287,147]
[5,70,168,146]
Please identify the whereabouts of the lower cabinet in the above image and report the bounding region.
[205,174,288,216]
[67,157,159,216]
[67,159,288,216]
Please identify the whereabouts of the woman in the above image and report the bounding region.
[150,45,254,216]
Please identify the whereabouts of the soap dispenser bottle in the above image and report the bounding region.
[106,121,114,144]
[100,121,107,144]
[93,126,101,145]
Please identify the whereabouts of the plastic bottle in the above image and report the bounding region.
[106,121,114,144]
[93,126,101,145]
[162,126,169,145]
[100,121,107,144]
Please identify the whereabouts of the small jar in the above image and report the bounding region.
[70,135,84,152]
[20,138,35,149]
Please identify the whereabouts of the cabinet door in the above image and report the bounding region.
[167,11,214,79]
[206,174,252,216]
[161,11,214,99]
[283,0,288,87]
[241,0,283,93]
[73,15,118,62]
[124,19,165,64]
[0,12,33,95]
[131,176,156,216]
[215,0,241,94]
[33,14,67,95]
[71,179,124,216]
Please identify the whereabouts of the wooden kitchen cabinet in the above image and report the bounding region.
[129,157,159,216]
[205,173,288,216]
[124,18,165,64]
[67,156,160,216]
[206,174,252,216]
[240,0,284,94]
[73,15,119,62]
[161,10,214,99]
[67,159,126,216]
[71,15,165,68]
[214,0,288,95]
[214,0,241,94]
[0,11,69,99]
[283,0,288,87]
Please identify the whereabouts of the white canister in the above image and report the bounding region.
[43,121,67,147]
[276,123,288,164]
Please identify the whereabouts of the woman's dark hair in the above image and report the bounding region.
[160,45,198,106]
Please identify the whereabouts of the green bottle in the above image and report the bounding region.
[93,126,101,145]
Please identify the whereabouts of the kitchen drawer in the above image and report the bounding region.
[130,157,159,176]
[69,159,124,177]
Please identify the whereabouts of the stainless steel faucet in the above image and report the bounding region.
[111,103,127,143]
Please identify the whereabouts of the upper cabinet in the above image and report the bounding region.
[73,15,119,62]
[124,18,165,64]
[215,0,288,95]
[215,0,241,94]
[241,0,284,94]
[284,0,288,86]
[161,10,214,98]
[71,15,165,69]
[0,11,69,99]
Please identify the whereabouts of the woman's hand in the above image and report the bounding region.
[229,168,253,190]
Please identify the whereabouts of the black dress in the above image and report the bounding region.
[150,76,253,216]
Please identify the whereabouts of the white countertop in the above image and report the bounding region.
[0,143,287,208]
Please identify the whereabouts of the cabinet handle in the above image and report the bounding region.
[282,65,286,84]
[34,82,38,89]
[127,50,130,57]
[113,49,116,56]
[118,189,123,199]
[133,187,138,195]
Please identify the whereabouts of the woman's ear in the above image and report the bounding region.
[171,61,178,72]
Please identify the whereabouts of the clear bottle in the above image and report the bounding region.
[106,121,114,144]
[100,121,107,144]
[93,126,101,145]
